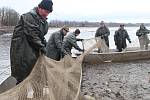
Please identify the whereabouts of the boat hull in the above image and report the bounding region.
[83,50,150,64]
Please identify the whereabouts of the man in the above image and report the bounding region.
[136,23,150,50]
[46,26,69,61]
[10,0,53,84]
[63,29,84,55]
[95,21,110,53]
[114,24,131,52]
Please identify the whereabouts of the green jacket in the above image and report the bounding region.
[95,26,110,47]
[10,8,48,83]
[46,30,67,61]
[64,32,82,55]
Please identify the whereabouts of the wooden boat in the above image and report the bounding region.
[76,37,150,64]
[76,46,150,64]
[83,50,150,64]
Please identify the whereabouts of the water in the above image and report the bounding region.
[0,26,149,83]
[0,34,11,83]
[46,27,150,49]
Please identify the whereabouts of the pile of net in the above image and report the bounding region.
[0,55,85,100]
[0,37,104,100]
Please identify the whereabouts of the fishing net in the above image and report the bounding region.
[0,55,85,100]
[82,37,109,53]
[0,39,99,100]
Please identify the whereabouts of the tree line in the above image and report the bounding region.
[49,20,150,27]
[0,7,20,26]
[1,7,150,27]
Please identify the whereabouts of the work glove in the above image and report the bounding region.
[79,49,84,52]
[101,35,104,39]
[41,47,47,54]
[77,38,84,41]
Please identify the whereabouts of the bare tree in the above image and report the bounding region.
[0,7,20,26]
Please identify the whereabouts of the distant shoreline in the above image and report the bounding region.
[49,20,150,27]
[0,24,149,35]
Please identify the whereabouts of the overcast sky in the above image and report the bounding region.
[0,0,150,23]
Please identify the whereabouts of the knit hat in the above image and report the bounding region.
[38,0,53,12]
[100,21,104,25]
[75,29,80,34]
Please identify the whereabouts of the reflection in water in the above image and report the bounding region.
[0,34,11,83]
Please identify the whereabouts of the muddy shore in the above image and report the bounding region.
[81,61,150,100]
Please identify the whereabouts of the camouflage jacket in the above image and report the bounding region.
[46,30,67,60]
[64,32,82,55]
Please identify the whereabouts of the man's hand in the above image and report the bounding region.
[79,49,84,52]
[77,39,84,41]
[101,35,104,39]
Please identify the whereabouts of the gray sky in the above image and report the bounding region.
[0,0,150,23]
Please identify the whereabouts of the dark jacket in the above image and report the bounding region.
[95,26,110,47]
[64,32,82,55]
[114,28,131,50]
[46,30,67,61]
[10,8,48,83]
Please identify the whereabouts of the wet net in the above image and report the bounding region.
[0,39,99,100]
[0,55,84,100]
[82,37,109,53]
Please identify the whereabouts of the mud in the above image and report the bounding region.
[81,61,150,100]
